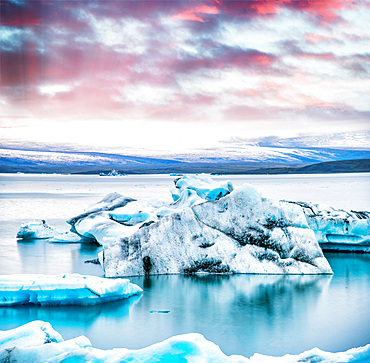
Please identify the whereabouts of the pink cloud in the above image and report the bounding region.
[171,4,218,22]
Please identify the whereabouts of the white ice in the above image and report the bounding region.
[171,173,234,201]
[16,220,84,243]
[99,179,332,276]
[0,274,142,306]
[21,174,370,276]
[283,201,370,247]
[0,321,63,350]
[17,220,58,240]
[1,321,369,362]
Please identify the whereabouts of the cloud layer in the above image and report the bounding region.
[1,0,369,152]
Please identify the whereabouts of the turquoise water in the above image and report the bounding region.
[0,253,369,357]
[0,173,369,357]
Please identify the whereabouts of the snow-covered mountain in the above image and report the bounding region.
[0,131,369,174]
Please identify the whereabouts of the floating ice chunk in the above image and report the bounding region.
[16,220,57,240]
[172,174,234,201]
[1,322,369,362]
[16,220,87,243]
[101,183,332,277]
[99,169,126,176]
[283,201,370,248]
[0,274,142,306]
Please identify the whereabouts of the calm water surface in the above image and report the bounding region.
[0,173,369,357]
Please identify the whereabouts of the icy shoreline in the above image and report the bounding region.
[0,321,369,362]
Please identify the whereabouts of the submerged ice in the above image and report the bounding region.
[0,274,142,306]
[1,321,369,362]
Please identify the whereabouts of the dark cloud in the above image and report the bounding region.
[174,45,277,74]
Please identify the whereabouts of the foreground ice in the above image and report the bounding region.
[1,321,369,362]
[283,201,370,250]
[0,274,142,306]
[0,321,63,350]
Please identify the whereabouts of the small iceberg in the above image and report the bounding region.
[99,169,126,176]
[0,274,142,306]
[16,220,57,240]
[1,321,369,362]
[16,220,86,243]
[283,201,370,252]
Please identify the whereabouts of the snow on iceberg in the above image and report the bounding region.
[171,173,234,201]
[1,321,369,362]
[283,201,370,251]
[100,180,332,277]
[0,274,142,306]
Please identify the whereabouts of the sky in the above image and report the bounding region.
[1,0,369,155]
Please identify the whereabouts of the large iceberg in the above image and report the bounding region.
[1,321,369,362]
[16,175,336,276]
[0,274,142,306]
[96,177,332,276]
[283,201,370,251]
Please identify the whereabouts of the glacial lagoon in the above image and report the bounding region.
[0,173,369,358]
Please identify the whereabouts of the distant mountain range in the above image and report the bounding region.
[0,144,369,174]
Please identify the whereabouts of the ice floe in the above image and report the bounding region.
[17,220,58,240]
[1,321,369,362]
[16,220,86,243]
[0,274,142,306]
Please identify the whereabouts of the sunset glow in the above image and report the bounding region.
[1,0,369,154]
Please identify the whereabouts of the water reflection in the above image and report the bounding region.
[0,294,142,332]
[0,254,369,357]
[16,239,103,276]
[126,273,332,356]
